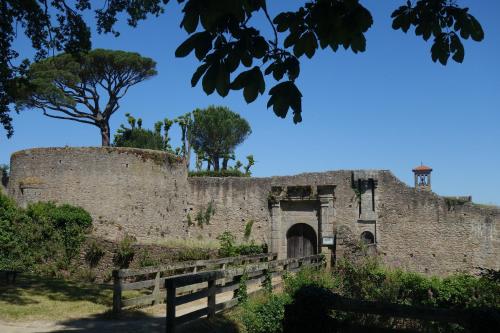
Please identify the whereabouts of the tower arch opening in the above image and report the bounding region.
[360,231,375,245]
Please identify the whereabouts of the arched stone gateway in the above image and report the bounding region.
[286,223,318,258]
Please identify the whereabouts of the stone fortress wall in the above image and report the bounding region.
[7,147,500,276]
[8,147,189,241]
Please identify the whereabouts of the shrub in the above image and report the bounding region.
[333,256,500,310]
[241,257,500,333]
[113,114,173,152]
[235,242,265,256]
[0,194,32,271]
[137,250,159,267]
[113,234,136,268]
[0,194,92,274]
[217,231,238,257]
[283,267,336,297]
[217,231,265,257]
[26,202,92,264]
[241,293,292,333]
[84,240,105,268]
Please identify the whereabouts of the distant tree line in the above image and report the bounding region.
[113,106,255,176]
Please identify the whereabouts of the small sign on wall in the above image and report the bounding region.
[322,236,334,246]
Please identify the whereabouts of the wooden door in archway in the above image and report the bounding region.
[287,223,317,258]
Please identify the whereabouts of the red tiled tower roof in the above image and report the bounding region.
[413,165,432,172]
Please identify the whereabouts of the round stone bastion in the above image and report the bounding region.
[8,147,189,241]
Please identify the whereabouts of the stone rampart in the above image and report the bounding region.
[8,147,189,242]
[376,171,499,275]
[7,147,499,275]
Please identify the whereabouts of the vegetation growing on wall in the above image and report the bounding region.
[191,202,216,228]
[244,220,254,240]
[444,196,469,210]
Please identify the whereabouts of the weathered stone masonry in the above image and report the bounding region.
[7,147,500,276]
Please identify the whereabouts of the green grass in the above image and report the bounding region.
[141,237,219,250]
[0,274,141,322]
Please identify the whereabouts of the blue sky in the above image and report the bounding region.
[1,1,499,205]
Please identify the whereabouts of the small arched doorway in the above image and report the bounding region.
[360,231,375,245]
[287,223,317,258]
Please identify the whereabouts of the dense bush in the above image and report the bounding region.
[239,257,500,333]
[114,126,166,151]
[333,257,500,309]
[283,266,336,297]
[0,194,32,271]
[26,202,92,264]
[217,231,266,257]
[241,294,292,333]
[113,113,173,152]
[0,194,92,274]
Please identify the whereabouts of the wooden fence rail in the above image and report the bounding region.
[164,254,325,333]
[112,253,277,313]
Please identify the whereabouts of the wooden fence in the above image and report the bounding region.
[164,254,325,333]
[112,253,277,313]
[285,288,500,333]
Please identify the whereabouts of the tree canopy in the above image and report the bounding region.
[113,114,173,151]
[15,49,157,146]
[1,1,485,139]
[191,106,252,171]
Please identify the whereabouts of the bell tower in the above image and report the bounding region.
[413,164,432,191]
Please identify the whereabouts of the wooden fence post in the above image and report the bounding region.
[166,279,176,333]
[112,270,122,314]
[207,277,216,319]
[153,271,161,305]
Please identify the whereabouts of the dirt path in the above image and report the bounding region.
[0,279,273,333]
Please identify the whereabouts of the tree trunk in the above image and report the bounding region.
[222,157,229,170]
[185,140,191,169]
[212,156,220,171]
[100,122,111,146]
